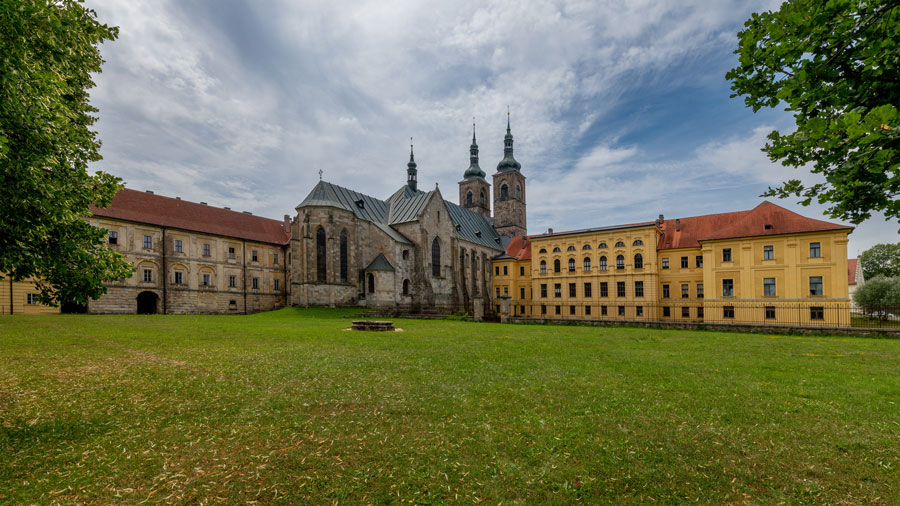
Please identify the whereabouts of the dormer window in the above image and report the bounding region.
[764,224,773,230]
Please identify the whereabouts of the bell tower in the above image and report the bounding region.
[492,112,526,238]
[458,120,491,217]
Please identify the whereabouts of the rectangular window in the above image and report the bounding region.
[108,231,118,245]
[143,269,153,283]
[764,278,776,297]
[274,279,280,291]
[697,307,704,318]
[520,287,525,299]
[202,243,211,257]
[636,306,643,317]
[202,273,210,286]
[682,307,690,318]
[252,277,259,290]
[174,239,183,253]
[600,282,608,298]
[569,283,576,297]
[681,284,689,299]
[681,256,688,268]
[723,306,735,319]
[662,257,669,269]
[810,306,824,320]
[601,305,608,316]
[584,283,592,297]
[495,266,500,276]
[520,266,525,276]
[765,306,776,319]
[634,281,643,297]
[503,287,508,296]
[541,304,547,315]
[143,235,152,249]
[663,284,670,299]
[569,305,575,315]
[696,255,703,268]
[496,287,501,298]
[585,305,591,316]
[228,247,236,259]
[809,276,823,296]
[617,305,625,316]
[555,305,561,315]
[541,284,547,298]
[503,266,508,275]
[722,279,734,297]
[26,293,37,305]
[174,271,183,284]
[763,245,773,260]
[697,283,704,299]
[722,248,732,262]
[229,275,236,288]
[252,250,258,262]
[274,253,279,265]
[810,242,821,258]
[616,281,625,298]
[520,305,525,315]
[554,284,561,298]
[663,306,671,317]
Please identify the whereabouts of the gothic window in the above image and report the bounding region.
[500,184,509,201]
[431,238,441,277]
[616,254,625,270]
[316,227,326,282]
[339,230,348,282]
[554,259,561,273]
[367,273,375,293]
[480,190,485,205]
[516,185,521,199]
[599,256,607,271]
[634,253,643,269]
[403,279,410,295]
[466,191,473,205]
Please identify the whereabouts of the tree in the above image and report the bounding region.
[858,242,900,280]
[0,0,132,306]
[853,276,900,316]
[727,1,900,225]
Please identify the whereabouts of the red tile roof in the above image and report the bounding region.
[503,236,532,260]
[658,201,851,250]
[91,188,291,245]
[530,221,657,239]
[848,258,858,285]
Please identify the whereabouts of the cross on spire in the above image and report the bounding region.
[318,169,323,181]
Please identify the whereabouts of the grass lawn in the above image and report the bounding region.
[1,309,899,505]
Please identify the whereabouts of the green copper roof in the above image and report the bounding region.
[463,124,486,179]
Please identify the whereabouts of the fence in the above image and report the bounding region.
[512,300,900,330]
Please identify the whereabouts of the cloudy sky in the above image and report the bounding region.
[84,0,897,256]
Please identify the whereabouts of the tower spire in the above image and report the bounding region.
[496,109,520,172]
[407,137,417,191]
[463,117,485,179]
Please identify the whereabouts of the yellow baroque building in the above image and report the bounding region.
[492,201,854,327]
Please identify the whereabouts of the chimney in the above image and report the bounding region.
[283,214,291,233]
[675,218,681,232]
[224,207,230,210]
[657,214,664,225]
[175,197,181,200]
[548,228,553,234]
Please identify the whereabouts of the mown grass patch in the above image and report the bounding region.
[1,308,899,504]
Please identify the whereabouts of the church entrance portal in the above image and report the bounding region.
[136,291,159,314]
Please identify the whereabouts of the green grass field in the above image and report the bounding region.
[1,309,899,505]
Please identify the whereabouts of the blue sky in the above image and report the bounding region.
[85,0,897,256]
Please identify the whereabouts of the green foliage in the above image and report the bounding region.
[0,0,132,305]
[859,242,900,279]
[854,276,900,313]
[727,0,900,225]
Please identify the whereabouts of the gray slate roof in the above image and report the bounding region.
[298,181,502,251]
[365,253,395,271]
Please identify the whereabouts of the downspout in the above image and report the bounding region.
[161,227,168,314]
[242,241,248,314]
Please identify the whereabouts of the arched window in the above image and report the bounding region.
[632,239,644,246]
[540,260,547,273]
[539,248,547,254]
[582,244,592,250]
[367,273,375,293]
[567,246,576,251]
[598,242,608,249]
[615,241,625,248]
[616,254,625,270]
[480,190,485,205]
[402,279,410,295]
[554,259,561,273]
[339,230,348,281]
[500,184,509,201]
[316,227,326,282]
[552,247,561,253]
[583,257,591,271]
[634,253,643,269]
[599,256,607,271]
[466,191,473,205]
[516,185,521,199]
[568,258,575,272]
[431,238,441,277]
